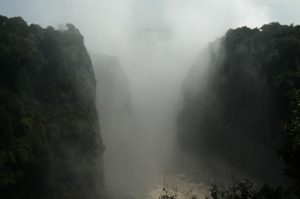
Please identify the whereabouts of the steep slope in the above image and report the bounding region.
[92,54,131,119]
[179,23,300,185]
[92,54,134,198]
[0,16,105,199]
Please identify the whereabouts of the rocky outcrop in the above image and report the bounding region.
[0,16,105,199]
[92,54,133,198]
[179,23,300,183]
[92,54,131,120]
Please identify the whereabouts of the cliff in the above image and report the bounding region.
[0,16,105,199]
[179,23,300,186]
[92,54,133,198]
[92,54,131,120]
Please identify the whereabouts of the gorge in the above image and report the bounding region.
[1,1,300,198]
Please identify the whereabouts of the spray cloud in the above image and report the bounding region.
[1,0,273,197]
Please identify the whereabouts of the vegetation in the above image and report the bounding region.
[210,179,290,199]
[159,187,178,199]
[180,22,300,197]
[0,15,105,199]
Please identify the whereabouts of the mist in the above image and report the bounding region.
[82,1,270,197]
[3,0,294,198]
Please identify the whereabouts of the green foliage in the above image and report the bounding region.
[210,180,289,199]
[280,86,300,195]
[0,15,104,199]
[180,22,300,195]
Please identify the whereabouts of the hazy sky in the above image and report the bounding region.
[1,0,299,25]
[0,0,299,54]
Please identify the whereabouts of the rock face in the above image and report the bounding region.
[0,16,105,199]
[92,54,131,120]
[179,23,300,183]
[92,54,133,198]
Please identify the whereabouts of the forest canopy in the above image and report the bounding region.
[180,22,300,196]
[0,15,104,199]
